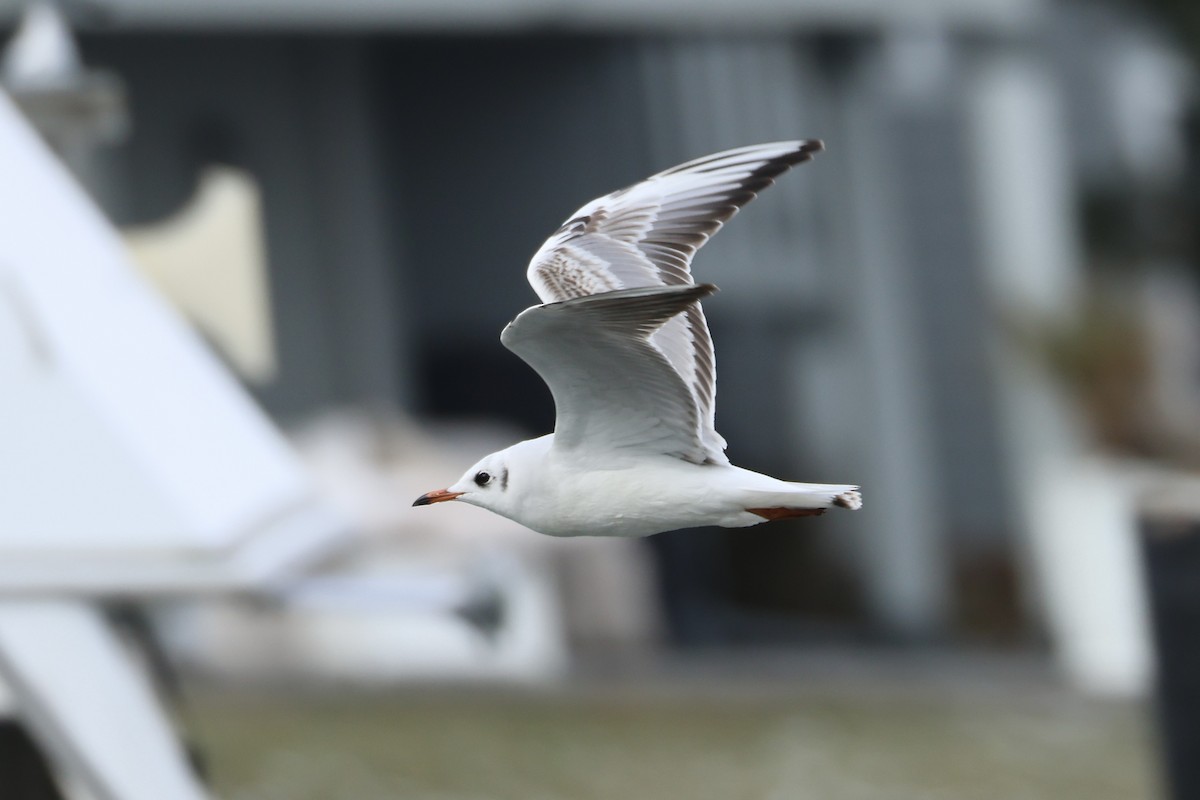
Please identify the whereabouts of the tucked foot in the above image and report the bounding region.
[746,507,827,521]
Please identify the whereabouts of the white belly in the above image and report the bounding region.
[516,457,769,537]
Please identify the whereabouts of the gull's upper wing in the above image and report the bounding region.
[501,284,718,464]
[525,141,822,465]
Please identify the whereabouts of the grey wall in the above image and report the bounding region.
[79,30,1022,644]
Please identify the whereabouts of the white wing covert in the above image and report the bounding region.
[525,141,822,465]
[501,285,717,464]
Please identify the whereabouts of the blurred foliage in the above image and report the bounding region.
[1013,284,1154,452]
[1030,289,1152,455]
[1016,280,1200,466]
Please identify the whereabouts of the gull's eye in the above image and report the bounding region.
[474,471,492,487]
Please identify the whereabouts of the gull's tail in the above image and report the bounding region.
[740,482,862,521]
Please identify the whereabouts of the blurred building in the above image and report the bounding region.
[1,0,1193,672]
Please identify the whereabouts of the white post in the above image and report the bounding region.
[965,46,1152,694]
[0,601,209,800]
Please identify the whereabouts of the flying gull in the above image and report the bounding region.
[414,141,861,537]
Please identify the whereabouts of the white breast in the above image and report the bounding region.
[515,452,746,537]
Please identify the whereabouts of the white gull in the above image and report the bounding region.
[415,141,861,537]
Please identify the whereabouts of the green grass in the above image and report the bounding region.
[185,685,1160,800]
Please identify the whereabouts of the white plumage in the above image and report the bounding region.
[415,141,861,537]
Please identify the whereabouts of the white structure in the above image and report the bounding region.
[0,87,345,799]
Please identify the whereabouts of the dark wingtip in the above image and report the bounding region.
[790,139,824,164]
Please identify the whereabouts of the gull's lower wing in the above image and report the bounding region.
[501,284,718,464]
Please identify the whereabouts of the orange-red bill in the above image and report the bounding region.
[413,488,464,507]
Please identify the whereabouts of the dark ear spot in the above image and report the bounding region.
[500,467,509,490]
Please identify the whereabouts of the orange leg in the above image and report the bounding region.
[746,507,827,521]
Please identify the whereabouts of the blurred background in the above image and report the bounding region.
[1,0,1199,797]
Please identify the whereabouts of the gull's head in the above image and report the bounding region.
[412,447,521,517]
